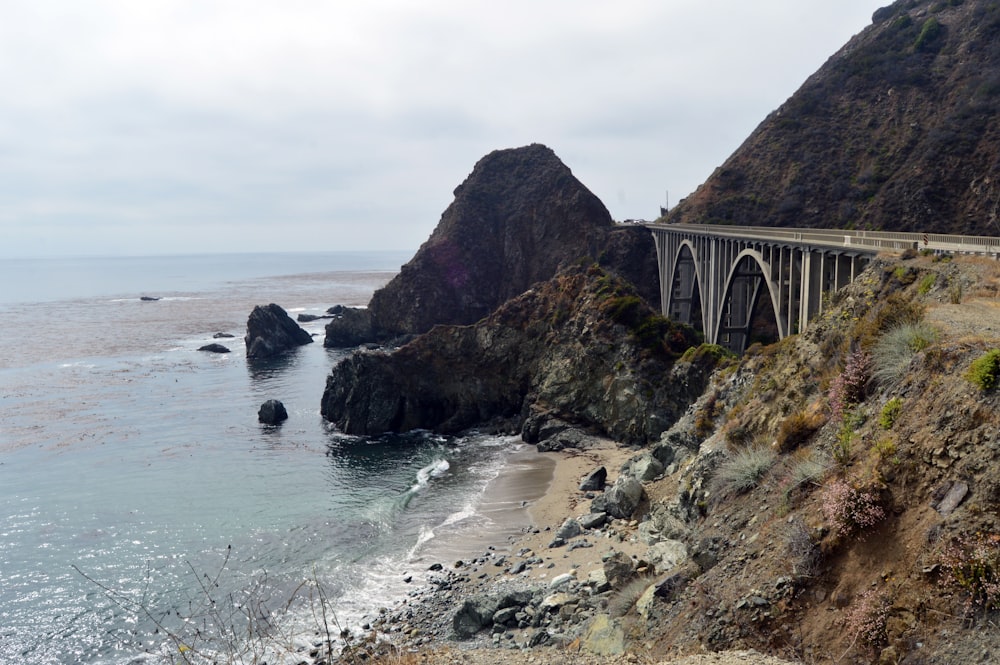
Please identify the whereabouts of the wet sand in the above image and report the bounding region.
[405,443,556,575]
[396,436,647,594]
[411,438,647,590]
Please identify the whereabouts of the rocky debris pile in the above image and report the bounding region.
[361,435,720,658]
[245,303,313,359]
[367,539,654,654]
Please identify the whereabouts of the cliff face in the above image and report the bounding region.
[668,0,1000,236]
[367,143,615,338]
[321,265,704,445]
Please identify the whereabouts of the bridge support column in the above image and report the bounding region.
[647,224,881,353]
[670,250,698,326]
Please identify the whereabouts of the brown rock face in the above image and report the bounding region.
[366,143,615,338]
[320,266,705,445]
[667,0,1000,236]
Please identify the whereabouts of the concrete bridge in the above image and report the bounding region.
[644,223,1000,353]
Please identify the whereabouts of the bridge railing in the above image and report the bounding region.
[645,223,1000,256]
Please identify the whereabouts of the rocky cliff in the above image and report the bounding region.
[321,265,706,446]
[324,144,656,346]
[618,253,1000,664]
[667,0,1000,236]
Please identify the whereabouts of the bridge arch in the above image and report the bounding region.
[666,240,705,335]
[646,222,974,353]
[716,249,782,353]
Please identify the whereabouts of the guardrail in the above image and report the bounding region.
[643,223,1000,257]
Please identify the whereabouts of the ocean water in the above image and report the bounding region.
[0,253,539,664]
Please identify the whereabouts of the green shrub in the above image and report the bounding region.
[966,349,1000,391]
[833,410,864,465]
[914,16,942,51]
[918,273,937,295]
[879,398,903,430]
[604,295,644,327]
[872,436,898,464]
[893,265,917,285]
[949,280,964,304]
[680,343,733,365]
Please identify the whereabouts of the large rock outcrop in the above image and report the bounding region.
[324,144,620,346]
[321,265,709,445]
[245,303,313,359]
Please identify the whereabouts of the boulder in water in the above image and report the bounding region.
[198,343,231,354]
[258,399,288,425]
[245,303,313,359]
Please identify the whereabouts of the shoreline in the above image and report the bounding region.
[348,438,804,665]
[359,438,650,655]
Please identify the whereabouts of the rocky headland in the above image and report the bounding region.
[321,264,710,445]
[323,143,659,348]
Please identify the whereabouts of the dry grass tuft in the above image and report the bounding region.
[711,445,777,498]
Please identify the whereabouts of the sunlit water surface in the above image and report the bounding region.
[0,253,531,664]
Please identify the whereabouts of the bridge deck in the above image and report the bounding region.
[645,223,1000,256]
[642,223,1000,352]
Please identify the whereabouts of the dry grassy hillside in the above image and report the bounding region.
[632,252,1000,664]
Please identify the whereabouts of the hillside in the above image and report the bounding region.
[631,251,1000,663]
[667,0,1000,236]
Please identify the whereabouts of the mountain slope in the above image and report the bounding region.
[667,0,1000,236]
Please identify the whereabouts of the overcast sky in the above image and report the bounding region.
[0,1,887,258]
